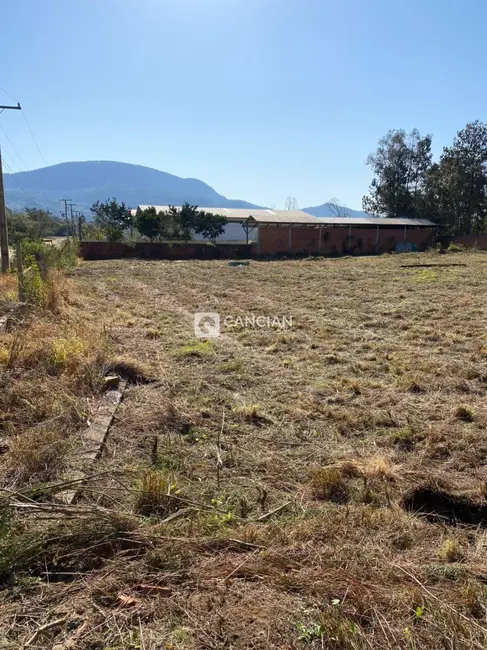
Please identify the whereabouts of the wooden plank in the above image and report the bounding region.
[59,380,127,504]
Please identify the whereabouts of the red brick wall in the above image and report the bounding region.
[258,227,292,254]
[257,226,433,255]
[80,241,252,260]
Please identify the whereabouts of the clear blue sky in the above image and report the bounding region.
[1,0,487,210]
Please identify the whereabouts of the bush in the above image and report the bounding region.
[134,471,181,517]
[16,239,79,307]
[447,241,466,253]
[21,239,79,273]
[21,255,44,306]
[455,404,475,422]
[309,467,349,503]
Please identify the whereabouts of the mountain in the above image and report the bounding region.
[4,161,260,215]
[303,203,368,218]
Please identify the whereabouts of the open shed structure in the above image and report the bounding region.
[250,214,437,256]
[134,205,437,255]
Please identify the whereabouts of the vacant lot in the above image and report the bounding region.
[2,251,487,649]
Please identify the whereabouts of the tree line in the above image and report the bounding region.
[7,207,68,243]
[90,200,227,243]
[6,201,228,244]
[363,120,487,235]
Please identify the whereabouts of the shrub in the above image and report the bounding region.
[438,538,464,562]
[447,241,465,253]
[456,405,475,422]
[20,255,44,306]
[22,238,79,272]
[134,471,181,517]
[15,240,79,308]
[309,467,349,503]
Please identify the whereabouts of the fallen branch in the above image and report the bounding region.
[24,615,67,648]
[255,501,291,521]
[401,263,467,268]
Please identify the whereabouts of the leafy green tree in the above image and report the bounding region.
[128,202,227,243]
[135,206,165,241]
[8,208,68,243]
[177,203,200,240]
[165,203,227,242]
[81,219,105,241]
[194,211,227,243]
[90,198,132,241]
[362,128,432,218]
[164,203,203,240]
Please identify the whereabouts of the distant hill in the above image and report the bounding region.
[4,161,261,215]
[303,203,368,218]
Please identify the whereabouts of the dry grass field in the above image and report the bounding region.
[2,251,487,649]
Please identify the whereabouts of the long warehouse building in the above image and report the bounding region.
[134,206,437,255]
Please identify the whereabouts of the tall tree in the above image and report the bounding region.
[426,121,487,234]
[135,206,165,241]
[362,129,432,218]
[194,211,227,243]
[91,198,132,241]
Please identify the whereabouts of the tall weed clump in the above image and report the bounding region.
[18,239,79,308]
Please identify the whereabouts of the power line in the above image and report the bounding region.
[0,121,54,206]
[22,111,47,167]
[2,157,39,206]
[0,123,29,171]
[0,89,48,168]
[0,87,18,103]
[1,152,52,206]
[0,146,22,172]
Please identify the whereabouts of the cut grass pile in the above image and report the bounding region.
[2,251,487,649]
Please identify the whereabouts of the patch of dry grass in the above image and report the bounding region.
[0,275,109,488]
[3,252,487,649]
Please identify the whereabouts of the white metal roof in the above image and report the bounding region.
[135,206,317,224]
[311,216,437,227]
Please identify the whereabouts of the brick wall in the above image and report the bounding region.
[80,241,253,260]
[80,228,434,260]
[257,226,433,256]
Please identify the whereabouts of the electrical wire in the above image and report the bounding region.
[1,87,48,167]
[0,146,22,173]
[21,111,47,167]
[0,87,18,102]
[0,124,29,171]
[2,158,39,206]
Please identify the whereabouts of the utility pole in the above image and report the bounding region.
[59,198,72,237]
[68,203,77,237]
[0,102,22,273]
[75,211,83,240]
